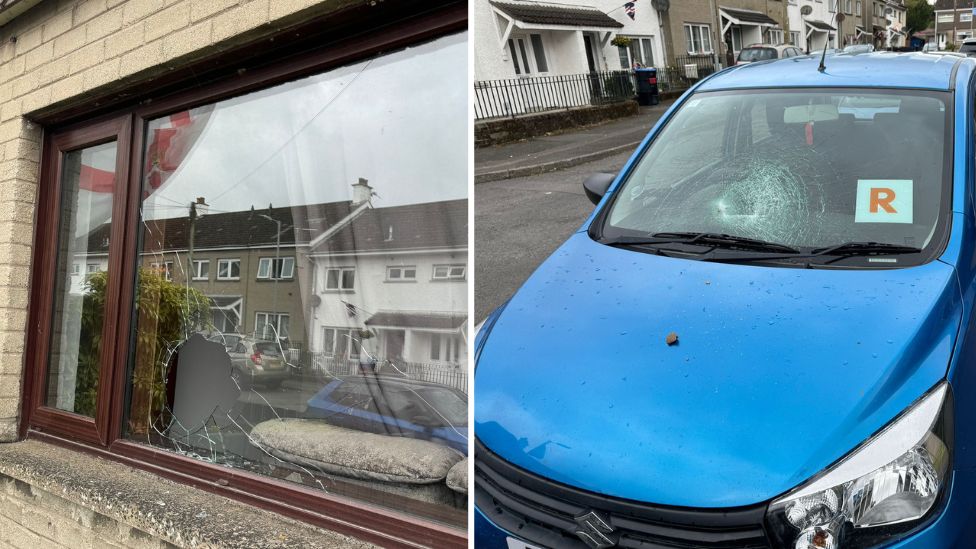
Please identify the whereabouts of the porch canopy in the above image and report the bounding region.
[805,19,836,35]
[365,311,467,332]
[720,6,779,31]
[489,1,622,49]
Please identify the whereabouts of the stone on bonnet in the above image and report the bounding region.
[446,458,467,494]
[250,419,463,485]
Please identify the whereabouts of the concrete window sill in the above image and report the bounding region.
[0,440,377,549]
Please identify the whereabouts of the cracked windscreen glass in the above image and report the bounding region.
[604,89,949,265]
[120,32,468,526]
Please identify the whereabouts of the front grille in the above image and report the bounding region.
[475,440,771,548]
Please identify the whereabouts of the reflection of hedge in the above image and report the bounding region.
[76,268,211,427]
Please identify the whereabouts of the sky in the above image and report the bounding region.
[140,31,468,221]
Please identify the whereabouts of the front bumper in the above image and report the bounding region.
[476,470,976,548]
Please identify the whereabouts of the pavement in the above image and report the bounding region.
[474,99,675,184]
[475,150,633,322]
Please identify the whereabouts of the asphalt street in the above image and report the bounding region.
[475,150,632,322]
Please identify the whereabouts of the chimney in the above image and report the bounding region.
[352,178,373,206]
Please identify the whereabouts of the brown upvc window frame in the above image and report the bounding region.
[21,3,467,547]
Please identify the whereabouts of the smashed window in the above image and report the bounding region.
[122,32,469,527]
[604,89,949,265]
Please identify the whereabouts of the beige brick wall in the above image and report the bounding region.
[0,472,175,549]
[0,0,359,442]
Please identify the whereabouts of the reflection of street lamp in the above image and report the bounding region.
[187,196,208,288]
[258,213,282,340]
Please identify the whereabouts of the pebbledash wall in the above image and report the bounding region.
[0,1,457,547]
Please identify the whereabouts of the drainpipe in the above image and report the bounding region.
[709,0,721,68]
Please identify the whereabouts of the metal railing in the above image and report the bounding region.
[308,354,468,393]
[474,70,636,120]
[656,54,718,93]
[474,58,719,121]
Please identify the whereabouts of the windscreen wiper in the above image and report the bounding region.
[810,241,922,257]
[649,232,801,254]
[707,240,922,265]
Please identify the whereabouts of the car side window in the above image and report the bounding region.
[233,342,246,354]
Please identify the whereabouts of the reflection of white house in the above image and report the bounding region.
[68,253,109,295]
[786,1,839,52]
[473,0,664,81]
[308,196,468,369]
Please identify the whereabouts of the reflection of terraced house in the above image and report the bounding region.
[307,198,468,372]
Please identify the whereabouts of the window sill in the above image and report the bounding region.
[384,280,417,283]
[321,289,356,293]
[216,278,241,282]
[430,278,465,282]
[0,438,376,548]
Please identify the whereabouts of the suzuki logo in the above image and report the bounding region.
[573,510,617,549]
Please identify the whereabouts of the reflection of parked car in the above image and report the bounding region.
[206,332,244,352]
[960,38,976,57]
[228,338,289,388]
[736,44,803,65]
[307,376,467,454]
[843,44,874,54]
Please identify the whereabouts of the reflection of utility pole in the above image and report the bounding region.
[187,197,208,284]
[258,212,282,340]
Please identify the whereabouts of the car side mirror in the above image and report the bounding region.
[583,172,616,205]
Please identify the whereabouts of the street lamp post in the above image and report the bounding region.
[258,213,282,341]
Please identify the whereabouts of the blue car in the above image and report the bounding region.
[475,53,976,549]
[307,375,468,454]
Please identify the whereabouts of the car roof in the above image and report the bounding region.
[699,52,968,91]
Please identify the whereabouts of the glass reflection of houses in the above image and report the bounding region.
[70,180,468,386]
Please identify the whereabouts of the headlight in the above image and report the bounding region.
[767,383,952,549]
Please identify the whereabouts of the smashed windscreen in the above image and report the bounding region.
[603,89,949,267]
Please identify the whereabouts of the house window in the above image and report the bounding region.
[86,263,99,274]
[386,265,417,281]
[217,259,240,280]
[432,264,465,280]
[507,34,548,75]
[71,263,80,275]
[790,31,802,47]
[25,11,467,542]
[938,13,955,23]
[191,259,209,280]
[856,1,862,16]
[255,312,289,340]
[845,0,852,14]
[684,24,712,54]
[767,29,784,45]
[256,257,294,280]
[962,12,973,22]
[429,333,462,363]
[324,267,356,290]
[731,26,743,52]
[321,327,363,359]
[617,36,655,68]
[829,0,837,12]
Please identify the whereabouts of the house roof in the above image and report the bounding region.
[310,199,467,254]
[365,311,467,331]
[77,199,467,255]
[805,19,836,32]
[719,6,780,26]
[491,2,624,29]
[934,0,968,10]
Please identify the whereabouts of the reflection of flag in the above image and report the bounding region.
[143,106,213,197]
[79,165,115,193]
[624,2,635,20]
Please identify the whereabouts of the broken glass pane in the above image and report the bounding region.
[122,32,469,526]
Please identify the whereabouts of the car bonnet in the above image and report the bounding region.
[475,231,962,508]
